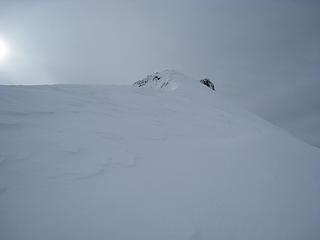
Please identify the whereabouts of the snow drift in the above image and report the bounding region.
[0,70,320,240]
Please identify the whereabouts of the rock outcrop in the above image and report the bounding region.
[133,70,215,93]
[200,78,215,91]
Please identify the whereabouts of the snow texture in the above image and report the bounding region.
[132,69,187,90]
[0,70,320,240]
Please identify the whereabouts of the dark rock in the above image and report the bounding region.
[200,79,215,91]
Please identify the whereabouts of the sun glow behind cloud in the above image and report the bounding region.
[0,37,10,64]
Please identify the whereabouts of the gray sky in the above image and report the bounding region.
[0,0,319,146]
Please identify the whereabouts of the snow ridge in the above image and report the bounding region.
[1,74,320,240]
[133,69,190,90]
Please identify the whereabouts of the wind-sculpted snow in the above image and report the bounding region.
[0,80,320,240]
[133,69,192,90]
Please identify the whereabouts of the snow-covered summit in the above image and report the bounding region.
[133,70,216,95]
[133,69,196,90]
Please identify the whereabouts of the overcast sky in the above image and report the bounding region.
[0,0,319,146]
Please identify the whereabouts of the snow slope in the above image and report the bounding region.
[1,70,320,240]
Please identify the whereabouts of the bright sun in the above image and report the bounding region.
[0,38,10,63]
